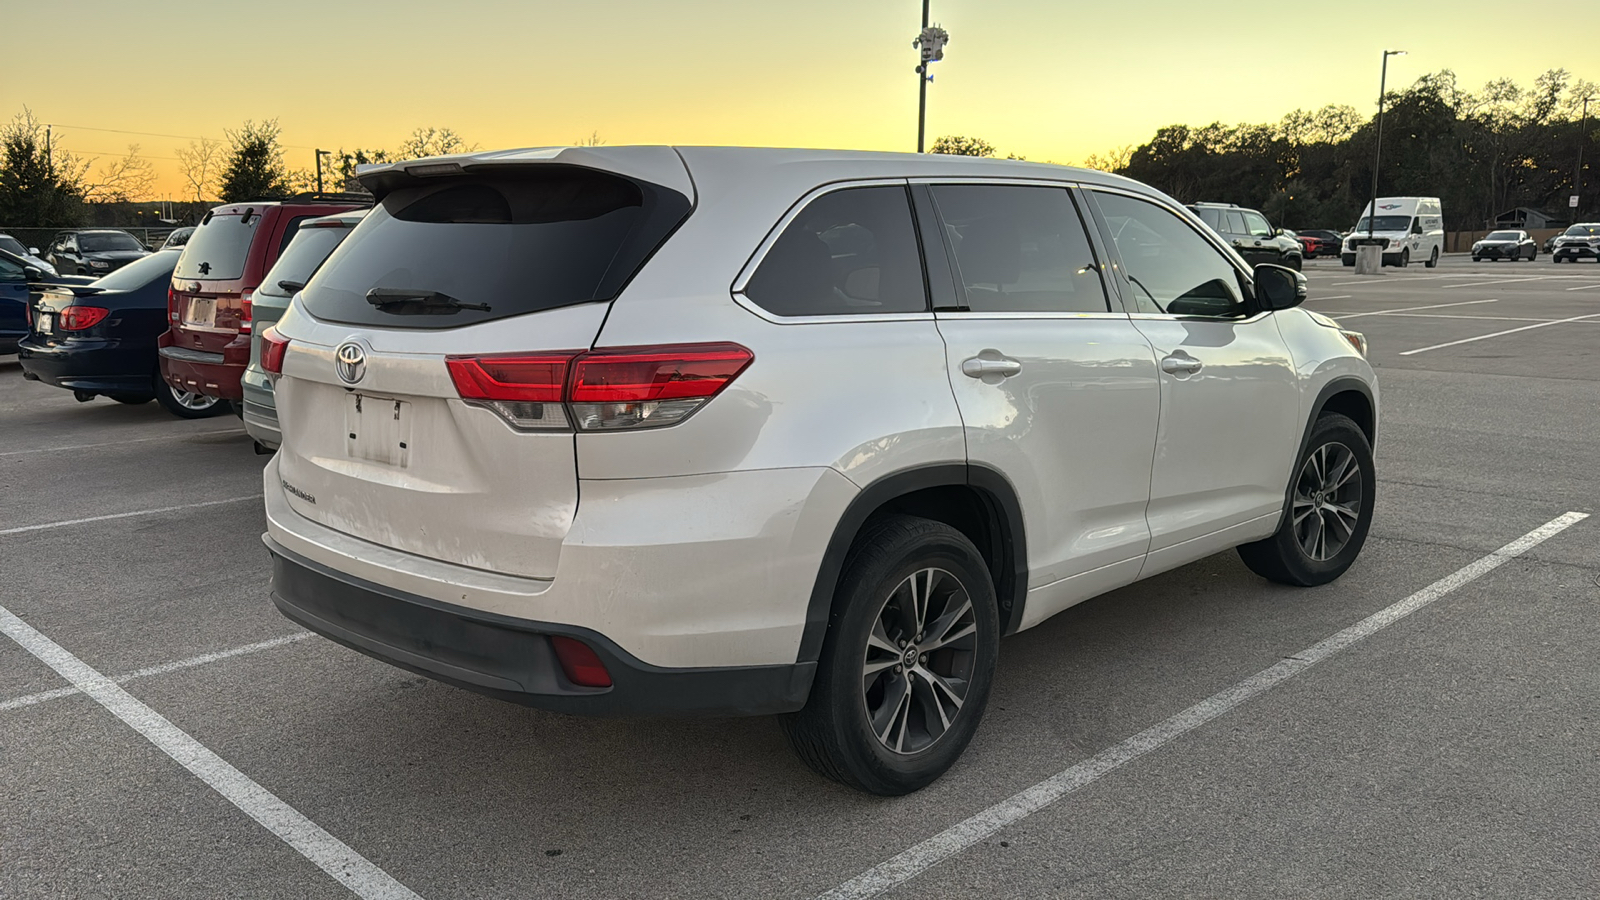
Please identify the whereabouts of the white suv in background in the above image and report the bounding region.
[260,147,1378,795]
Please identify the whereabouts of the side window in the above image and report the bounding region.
[1243,211,1274,239]
[744,186,927,317]
[0,257,24,282]
[1194,207,1224,231]
[929,184,1108,313]
[1093,191,1244,318]
[1224,210,1248,235]
[277,216,313,256]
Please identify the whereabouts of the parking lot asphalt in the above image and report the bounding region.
[2,255,1597,899]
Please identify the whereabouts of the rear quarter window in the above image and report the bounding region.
[257,226,353,298]
[175,214,259,280]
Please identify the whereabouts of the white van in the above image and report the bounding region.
[1342,197,1444,268]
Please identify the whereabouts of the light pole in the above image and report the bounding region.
[1367,49,1406,241]
[315,149,332,194]
[1575,96,1592,217]
[912,4,948,153]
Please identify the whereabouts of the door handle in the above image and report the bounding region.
[1160,355,1202,375]
[961,355,1023,379]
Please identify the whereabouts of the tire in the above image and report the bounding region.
[1472,256,1481,262]
[1342,255,1356,267]
[155,379,227,419]
[109,394,153,405]
[1398,249,1410,268]
[1425,247,1439,268]
[781,515,1000,795]
[1288,255,1302,272]
[1237,413,1375,587]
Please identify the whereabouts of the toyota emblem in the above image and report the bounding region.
[335,341,367,385]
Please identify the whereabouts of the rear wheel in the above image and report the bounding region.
[1425,247,1439,268]
[781,515,999,795]
[1238,413,1374,587]
[155,380,226,419]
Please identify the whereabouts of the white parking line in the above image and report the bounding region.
[817,512,1589,900]
[1446,277,1548,289]
[1327,299,1499,320]
[0,496,259,536]
[0,604,424,900]
[1310,295,1352,301]
[1566,282,1600,291]
[1398,313,1600,355]
[0,430,240,459]
[0,632,311,712]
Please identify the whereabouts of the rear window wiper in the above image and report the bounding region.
[364,288,490,314]
[277,279,306,294]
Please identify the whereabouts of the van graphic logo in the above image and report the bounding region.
[335,341,367,385]
[1378,204,1402,210]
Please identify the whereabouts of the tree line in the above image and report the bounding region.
[0,110,490,227]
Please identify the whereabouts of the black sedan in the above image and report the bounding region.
[1,247,94,354]
[18,250,228,418]
[1471,230,1538,261]
[43,229,150,276]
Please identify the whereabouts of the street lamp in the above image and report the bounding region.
[1574,96,1592,217]
[1367,49,1406,241]
[912,2,949,153]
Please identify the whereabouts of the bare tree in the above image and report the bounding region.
[82,143,157,203]
[176,137,223,201]
[396,126,477,160]
[1081,145,1133,173]
[574,131,606,147]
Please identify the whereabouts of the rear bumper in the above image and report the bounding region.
[17,337,154,394]
[241,375,279,448]
[159,343,245,400]
[268,539,814,716]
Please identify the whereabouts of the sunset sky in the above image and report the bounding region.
[3,0,1593,198]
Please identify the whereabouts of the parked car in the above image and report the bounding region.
[1187,202,1303,269]
[1543,233,1560,254]
[0,247,93,354]
[160,194,370,411]
[0,233,58,275]
[1550,223,1600,263]
[1471,230,1538,261]
[17,250,226,417]
[1341,197,1445,268]
[44,229,150,276]
[260,146,1379,795]
[159,227,196,251]
[242,209,366,449]
[1296,229,1343,259]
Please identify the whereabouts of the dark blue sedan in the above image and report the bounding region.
[1,247,92,354]
[19,250,229,418]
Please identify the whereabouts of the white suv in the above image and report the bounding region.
[260,147,1378,795]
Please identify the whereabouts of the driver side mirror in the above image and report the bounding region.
[28,247,40,256]
[1253,264,1306,311]
[23,266,43,281]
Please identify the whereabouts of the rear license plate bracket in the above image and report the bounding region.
[345,393,412,467]
[184,297,216,328]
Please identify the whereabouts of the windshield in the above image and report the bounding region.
[302,167,690,329]
[0,236,25,256]
[80,232,145,252]
[175,213,259,280]
[1565,224,1600,236]
[1485,231,1521,241]
[257,225,354,297]
[1354,216,1411,232]
[90,249,181,291]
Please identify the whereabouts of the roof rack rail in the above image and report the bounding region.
[281,191,374,204]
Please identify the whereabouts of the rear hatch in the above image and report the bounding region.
[169,207,264,354]
[272,150,694,579]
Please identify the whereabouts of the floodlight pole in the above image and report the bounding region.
[1368,50,1405,240]
[1576,97,1592,214]
[916,0,930,153]
[315,149,330,195]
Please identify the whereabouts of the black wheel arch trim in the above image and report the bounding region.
[798,463,1029,665]
[1271,376,1377,533]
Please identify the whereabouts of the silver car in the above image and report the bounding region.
[260,147,1378,794]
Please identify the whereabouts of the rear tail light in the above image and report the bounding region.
[57,306,110,331]
[446,343,753,432]
[549,636,612,688]
[168,286,179,322]
[239,290,253,333]
[261,326,290,375]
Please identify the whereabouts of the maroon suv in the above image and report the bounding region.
[160,196,368,405]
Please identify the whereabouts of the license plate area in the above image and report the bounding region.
[344,393,412,467]
[183,297,216,328]
[32,310,52,335]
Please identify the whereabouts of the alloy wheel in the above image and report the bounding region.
[861,567,977,755]
[1292,441,1363,561]
[169,386,218,411]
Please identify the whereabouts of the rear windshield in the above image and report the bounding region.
[176,213,259,280]
[0,236,25,255]
[80,232,145,252]
[301,166,691,328]
[90,250,180,291]
[257,225,355,298]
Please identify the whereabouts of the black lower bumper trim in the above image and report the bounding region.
[266,539,814,716]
